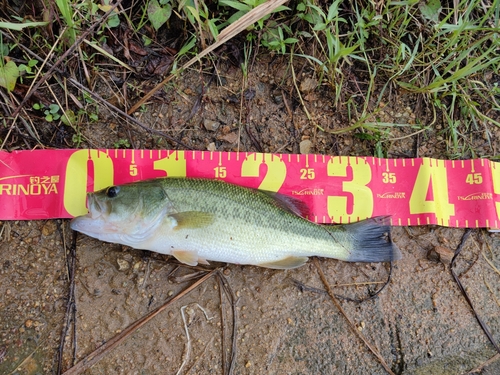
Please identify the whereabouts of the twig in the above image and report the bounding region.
[463,352,500,374]
[450,229,500,353]
[176,304,214,375]
[217,271,237,375]
[312,258,396,375]
[218,274,228,374]
[62,269,217,375]
[57,229,78,374]
[290,275,391,303]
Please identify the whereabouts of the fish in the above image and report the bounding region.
[70,178,401,269]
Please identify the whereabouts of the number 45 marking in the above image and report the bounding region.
[465,173,482,184]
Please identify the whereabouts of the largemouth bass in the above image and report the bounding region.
[70,178,401,269]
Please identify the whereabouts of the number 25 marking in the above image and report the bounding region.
[300,168,315,180]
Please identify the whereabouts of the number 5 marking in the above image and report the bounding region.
[327,157,373,222]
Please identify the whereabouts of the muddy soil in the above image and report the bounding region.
[1,57,500,374]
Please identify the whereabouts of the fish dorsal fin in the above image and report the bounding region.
[260,191,310,217]
[259,256,309,269]
[170,211,214,229]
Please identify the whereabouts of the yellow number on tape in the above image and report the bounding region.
[64,150,114,216]
[409,158,455,225]
[153,151,187,177]
[327,157,373,221]
[129,164,138,176]
[300,168,315,180]
[214,166,227,179]
[382,172,396,183]
[241,153,286,192]
[465,173,482,184]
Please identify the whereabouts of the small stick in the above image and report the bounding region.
[176,303,214,375]
[217,271,237,375]
[313,258,396,375]
[462,352,500,374]
[57,230,78,375]
[450,229,500,353]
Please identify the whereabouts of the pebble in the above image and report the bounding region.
[117,259,130,271]
[299,139,312,154]
[203,119,220,131]
[41,221,57,236]
[300,77,318,93]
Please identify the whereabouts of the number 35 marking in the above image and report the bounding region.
[382,172,396,183]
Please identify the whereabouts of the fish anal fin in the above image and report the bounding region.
[171,250,210,267]
[172,250,199,266]
[170,211,214,230]
[259,256,309,269]
[197,257,210,265]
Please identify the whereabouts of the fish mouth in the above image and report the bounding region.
[69,193,112,235]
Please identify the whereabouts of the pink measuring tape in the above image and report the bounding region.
[0,149,499,229]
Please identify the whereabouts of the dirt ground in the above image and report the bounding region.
[1,56,500,374]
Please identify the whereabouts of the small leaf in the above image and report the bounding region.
[313,22,327,31]
[106,14,120,28]
[0,60,19,91]
[61,109,76,126]
[148,0,172,30]
[49,103,60,114]
[98,5,113,12]
[419,0,442,23]
[0,21,48,31]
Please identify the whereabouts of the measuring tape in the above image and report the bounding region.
[0,149,499,229]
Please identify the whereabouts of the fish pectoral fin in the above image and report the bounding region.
[170,211,214,230]
[259,256,309,269]
[171,250,200,266]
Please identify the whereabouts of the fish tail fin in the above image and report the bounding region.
[343,217,401,262]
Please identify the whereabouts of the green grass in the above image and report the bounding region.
[0,0,498,157]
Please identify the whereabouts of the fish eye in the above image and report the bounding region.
[106,186,120,198]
